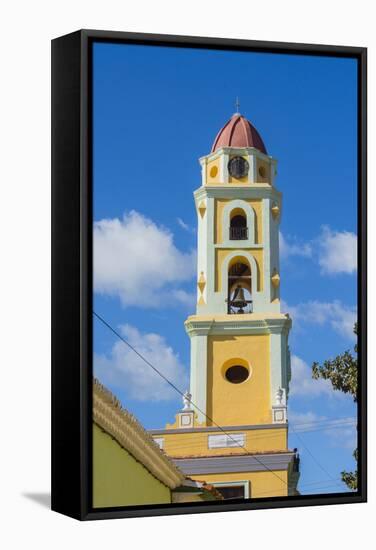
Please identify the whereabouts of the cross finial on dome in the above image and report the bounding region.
[235,96,240,114]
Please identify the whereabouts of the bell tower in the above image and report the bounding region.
[188,112,291,427]
[150,112,299,500]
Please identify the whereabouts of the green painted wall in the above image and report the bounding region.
[93,424,171,508]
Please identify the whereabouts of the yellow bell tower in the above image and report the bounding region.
[150,112,299,500]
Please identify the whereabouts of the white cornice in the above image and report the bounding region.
[93,379,186,490]
[194,185,282,203]
[184,319,214,336]
[173,452,295,475]
[185,315,291,337]
[214,243,264,250]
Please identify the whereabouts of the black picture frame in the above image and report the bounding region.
[51,29,367,521]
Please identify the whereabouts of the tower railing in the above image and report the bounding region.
[228,301,253,314]
[229,227,248,240]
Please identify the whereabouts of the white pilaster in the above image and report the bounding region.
[219,150,229,183]
[188,324,212,424]
[262,197,272,305]
[269,326,290,412]
[247,153,255,184]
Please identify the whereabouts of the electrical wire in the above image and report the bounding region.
[93,310,355,494]
[289,425,344,491]
[94,311,290,488]
[149,419,356,451]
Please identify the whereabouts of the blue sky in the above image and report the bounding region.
[92,42,358,496]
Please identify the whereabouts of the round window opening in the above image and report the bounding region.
[225,365,249,384]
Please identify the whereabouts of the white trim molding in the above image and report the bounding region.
[185,314,291,338]
[194,184,282,203]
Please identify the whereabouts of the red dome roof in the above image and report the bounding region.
[211,113,267,154]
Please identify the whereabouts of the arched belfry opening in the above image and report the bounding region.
[229,208,248,241]
[227,259,253,314]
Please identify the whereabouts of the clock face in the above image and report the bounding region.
[228,156,249,179]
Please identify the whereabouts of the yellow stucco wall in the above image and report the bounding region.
[215,248,264,292]
[93,423,171,508]
[156,427,287,458]
[192,470,288,498]
[206,333,271,426]
[215,198,263,244]
[206,158,221,184]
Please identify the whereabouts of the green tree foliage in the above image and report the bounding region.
[311,323,358,490]
[341,449,358,490]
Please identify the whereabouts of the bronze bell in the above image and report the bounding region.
[231,285,248,312]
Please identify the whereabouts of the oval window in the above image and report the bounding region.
[225,365,249,384]
[210,165,218,178]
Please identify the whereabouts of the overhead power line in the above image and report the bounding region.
[94,311,289,488]
[289,425,343,491]
[93,311,353,494]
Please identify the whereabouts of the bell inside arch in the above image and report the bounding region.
[228,261,253,314]
[229,285,253,314]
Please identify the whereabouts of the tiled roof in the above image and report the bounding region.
[93,378,186,489]
[211,113,267,154]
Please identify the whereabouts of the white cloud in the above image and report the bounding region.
[289,355,334,398]
[284,299,357,341]
[171,289,196,309]
[94,211,196,308]
[318,226,357,275]
[279,232,312,260]
[94,324,188,402]
[177,217,195,233]
[280,226,357,277]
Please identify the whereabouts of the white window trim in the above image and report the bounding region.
[212,480,250,499]
[221,249,259,297]
[222,199,257,245]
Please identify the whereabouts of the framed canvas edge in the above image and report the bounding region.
[51,29,367,521]
[51,29,83,520]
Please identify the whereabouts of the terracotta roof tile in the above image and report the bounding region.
[211,113,267,154]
